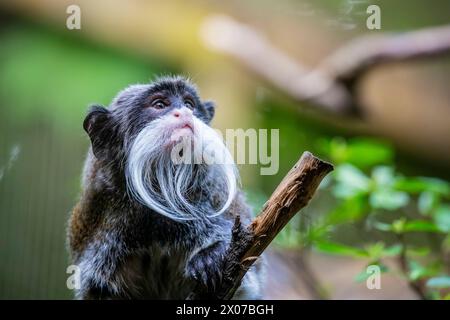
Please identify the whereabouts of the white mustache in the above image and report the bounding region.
[125,114,238,221]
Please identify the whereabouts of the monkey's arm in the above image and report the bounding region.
[185,235,264,299]
[70,203,145,300]
[75,230,132,299]
[185,191,254,294]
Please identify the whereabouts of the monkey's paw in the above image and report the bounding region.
[185,242,226,292]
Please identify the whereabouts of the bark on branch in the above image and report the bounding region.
[188,151,333,299]
[201,16,450,116]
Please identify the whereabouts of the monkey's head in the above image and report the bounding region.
[83,76,237,221]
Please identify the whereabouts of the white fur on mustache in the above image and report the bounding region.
[125,114,238,221]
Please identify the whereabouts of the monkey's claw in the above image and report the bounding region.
[185,243,226,292]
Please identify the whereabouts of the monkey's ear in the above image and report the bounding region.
[83,105,110,135]
[83,105,111,157]
[202,101,215,123]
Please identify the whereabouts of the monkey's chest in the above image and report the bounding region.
[136,245,195,299]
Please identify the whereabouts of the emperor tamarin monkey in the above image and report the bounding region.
[68,76,264,299]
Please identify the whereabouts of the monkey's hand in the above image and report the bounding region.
[185,241,226,292]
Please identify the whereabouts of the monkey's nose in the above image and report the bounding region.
[172,108,192,119]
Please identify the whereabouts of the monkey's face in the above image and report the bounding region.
[83,76,237,221]
[83,77,214,158]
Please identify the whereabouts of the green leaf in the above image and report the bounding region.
[395,177,450,196]
[382,244,403,256]
[408,261,429,281]
[325,195,368,225]
[373,221,393,232]
[372,166,395,187]
[314,241,369,258]
[333,164,371,198]
[375,219,442,234]
[403,220,441,233]
[320,137,394,169]
[306,225,333,243]
[426,276,450,289]
[369,189,409,210]
[322,137,347,164]
[364,242,386,260]
[418,191,440,215]
[346,139,394,168]
[408,261,439,281]
[433,205,450,232]
[392,218,406,233]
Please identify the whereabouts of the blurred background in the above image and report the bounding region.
[0,0,449,299]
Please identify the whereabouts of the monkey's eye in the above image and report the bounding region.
[184,99,195,110]
[151,99,167,109]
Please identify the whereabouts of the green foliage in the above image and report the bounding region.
[426,276,450,289]
[408,260,441,282]
[0,25,168,133]
[276,137,450,299]
[319,137,394,169]
[395,177,450,195]
[434,205,450,232]
[315,241,369,258]
[374,219,443,234]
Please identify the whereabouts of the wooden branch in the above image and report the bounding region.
[188,151,333,299]
[201,15,353,114]
[321,24,450,86]
[201,15,450,116]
